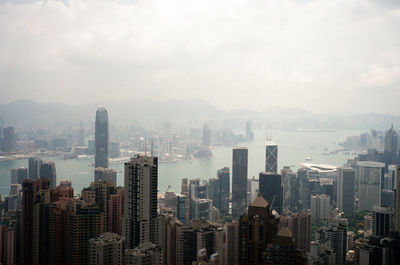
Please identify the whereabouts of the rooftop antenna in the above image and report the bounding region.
[144,140,147,156]
[151,140,154,157]
[270,195,276,209]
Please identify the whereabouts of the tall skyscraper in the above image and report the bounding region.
[175,219,223,265]
[395,166,400,234]
[280,211,311,254]
[20,178,50,265]
[337,167,355,216]
[208,177,219,209]
[266,227,306,265]
[265,139,278,173]
[94,167,117,185]
[357,161,385,211]
[78,121,85,146]
[123,156,158,249]
[83,180,117,231]
[232,147,248,220]
[1,126,16,153]
[311,194,331,220]
[109,187,124,235]
[239,195,279,265]
[125,242,163,265]
[28,157,42,179]
[11,167,28,185]
[217,167,230,215]
[225,221,239,265]
[259,172,283,214]
[245,120,254,140]
[202,124,211,146]
[322,217,348,265]
[372,206,394,238]
[89,233,125,265]
[384,125,398,165]
[40,161,57,189]
[95,107,109,168]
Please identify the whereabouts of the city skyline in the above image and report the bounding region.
[1,0,400,114]
[1,0,400,264]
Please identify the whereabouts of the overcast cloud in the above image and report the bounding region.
[0,0,399,114]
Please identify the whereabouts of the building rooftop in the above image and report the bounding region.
[357,161,385,168]
[250,195,269,208]
[299,162,337,173]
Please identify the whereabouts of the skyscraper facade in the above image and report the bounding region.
[232,147,248,220]
[259,172,283,214]
[89,233,125,265]
[265,140,278,173]
[311,194,331,220]
[372,206,394,238]
[280,212,311,254]
[123,156,158,249]
[357,161,385,212]
[384,125,398,165]
[95,107,109,168]
[94,167,117,185]
[202,124,211,146]
[395,166,400,234]
[11,167,28,185]
[40,161,57,190]
[337,167,355,216]
[28,157,42,180]
[266,227,306,265]
[239,195,279,265]
[109,187,124,235]
[323,217,348,265]
[217,167,230,215]
[1,126,16,153]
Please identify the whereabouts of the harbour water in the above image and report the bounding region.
[0,129,365,196]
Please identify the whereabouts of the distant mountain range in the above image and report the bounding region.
[0,99,399,131]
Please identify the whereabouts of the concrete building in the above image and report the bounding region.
[95,107,109,168]
[89,233,125,265]
[191,198,212,220]
[319,217,348,265]
[11,167,28,185]
[337,167,355,216]
[232,147,248,220]
[311,194,330,220]
[109,187,124,235]
[176,219,223,265]
[395,166,400,234]
[280,211,311,254]
[94,167,117,185]
[381,189,395,208]
[266,227,306,265]
[125,242,163,265]
[357,161,385,212]
[247,176,259,206]
[372,206,394,238]
[225,221,239,265]
[123,156,158,249]
[82,180,117,232]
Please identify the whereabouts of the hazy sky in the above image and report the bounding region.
[0,0,399,114]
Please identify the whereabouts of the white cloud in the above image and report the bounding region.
[0,0,399,114]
